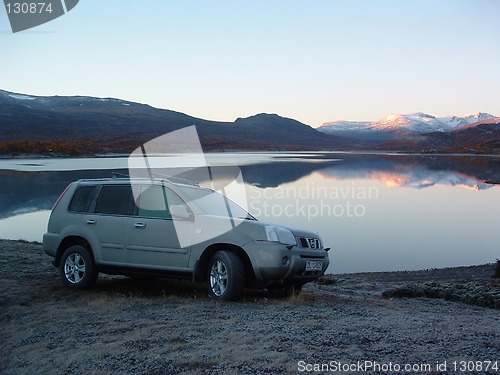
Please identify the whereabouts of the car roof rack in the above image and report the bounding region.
[111,171,200,187]
[151,172,200,187]
[112,172,129,179]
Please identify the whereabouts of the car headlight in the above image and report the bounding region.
[265,226,297,246]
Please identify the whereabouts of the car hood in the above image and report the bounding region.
[193,214,322,244]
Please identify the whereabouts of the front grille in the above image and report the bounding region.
[297,237,320,249]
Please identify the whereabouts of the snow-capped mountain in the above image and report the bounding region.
[372,112,451,133]
[441,113,495,128]
[319,112,497,140]
[452,116,500,132]
[319,120,372,131]
[316,120,381,140]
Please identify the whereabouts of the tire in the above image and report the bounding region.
[268,283,303,298]
[59,245,98,289]
[207,251,244,301]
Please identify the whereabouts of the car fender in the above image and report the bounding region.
[56,224,102,263]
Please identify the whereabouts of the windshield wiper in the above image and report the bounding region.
[237,215,257,221]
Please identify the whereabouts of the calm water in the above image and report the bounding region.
[1,152,499,274]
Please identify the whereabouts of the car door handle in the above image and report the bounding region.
[86,219,96,225]
[134,222,146,229]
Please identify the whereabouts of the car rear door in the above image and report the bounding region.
[89,184,134,265]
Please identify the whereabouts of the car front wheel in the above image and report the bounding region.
[207,251,244,301]
[59,245,98,289]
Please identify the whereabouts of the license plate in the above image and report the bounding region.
[305,260,323,271]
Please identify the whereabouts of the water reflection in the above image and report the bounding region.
[250,174,500,273]
[246,153,500,189]
[1,153,499,273]
[315,154,500,190]
[0,210,50,242]
[1,154,499,219]
[0,169,129,218]
[319,164,493,190]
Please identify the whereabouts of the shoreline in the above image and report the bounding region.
[2,150,500,160]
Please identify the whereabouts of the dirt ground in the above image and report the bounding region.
[0,240,498,374]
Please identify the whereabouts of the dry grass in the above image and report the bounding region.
[382,280,500,309]
[2,240,499,374]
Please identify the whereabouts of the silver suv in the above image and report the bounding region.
[43,177,330,300]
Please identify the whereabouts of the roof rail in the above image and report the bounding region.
[150,172,200,187]
[111,170,200,186]
[112,172,130,179]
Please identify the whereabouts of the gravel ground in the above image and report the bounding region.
[0,239,499,375]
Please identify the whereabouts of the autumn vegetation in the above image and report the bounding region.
[0,138,141,157]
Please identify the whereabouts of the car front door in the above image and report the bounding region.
[126,184,192,270]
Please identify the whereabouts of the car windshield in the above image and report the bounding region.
[179,186,254,220]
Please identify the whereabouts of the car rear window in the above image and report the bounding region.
[95,185,134,215]
[68,185,98,213]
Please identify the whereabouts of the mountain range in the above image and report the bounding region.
[0,89,357,154]
[318,112,497,140]
[0,89,499,155]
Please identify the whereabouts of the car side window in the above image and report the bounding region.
[94,185,134,216]
[68,185,98,213]
[136,185,185,219]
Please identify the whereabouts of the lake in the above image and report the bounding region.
[0,152,499,274]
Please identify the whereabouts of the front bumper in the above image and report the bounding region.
[243,240,329,283]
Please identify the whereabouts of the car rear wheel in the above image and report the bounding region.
[59,245,98,289]
[207,251,244,301]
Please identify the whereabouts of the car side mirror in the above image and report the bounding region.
[170,205,191,220]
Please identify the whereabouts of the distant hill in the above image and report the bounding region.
[0,89,357,155]
[378,120,500,154]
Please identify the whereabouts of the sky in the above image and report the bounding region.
[1,0,500,127]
